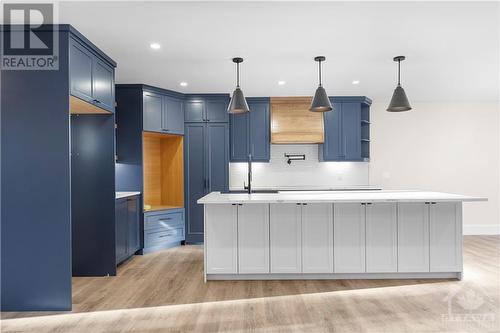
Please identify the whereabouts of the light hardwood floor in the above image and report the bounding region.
[2,236,499,333]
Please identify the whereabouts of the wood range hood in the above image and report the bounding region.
[270,97,324,144]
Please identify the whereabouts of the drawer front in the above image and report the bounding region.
[145,227,185,245]
[145,211,184,231]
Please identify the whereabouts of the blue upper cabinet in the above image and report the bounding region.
[141,87,185,134]
[319,97,371,162]
[163,96,184,135]
[69,37,115,113]
[230,97,270,162]
[206,98,229,122]
[143,92,163,132]
[184,95,230,123]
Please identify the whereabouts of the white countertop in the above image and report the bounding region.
[116,191,141,199]
[197,190,487,204]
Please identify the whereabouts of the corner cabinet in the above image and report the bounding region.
[319,96,371,161]
[70,37,115,113]
[230,97,270,162]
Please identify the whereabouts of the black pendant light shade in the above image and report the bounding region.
[228,57,250,114]
[310,56,332,112]
[387,56,412,112]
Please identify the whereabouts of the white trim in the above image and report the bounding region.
[463,224,500,235]
[207,272,460,280]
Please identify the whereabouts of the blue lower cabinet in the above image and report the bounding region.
[144,208,185,252]
[115,195,141,265]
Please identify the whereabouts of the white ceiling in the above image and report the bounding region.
[57,1,499,102]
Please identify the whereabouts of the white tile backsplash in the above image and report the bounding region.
[229,144,369,190]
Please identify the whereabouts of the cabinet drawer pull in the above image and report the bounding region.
[158,233,174,238]
[93,99,101,104]
[159,218,172,221]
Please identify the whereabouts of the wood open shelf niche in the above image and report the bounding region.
[143,132,184,212]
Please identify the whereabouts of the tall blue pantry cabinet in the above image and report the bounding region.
[1,25,116,311]
[184,95,230,243]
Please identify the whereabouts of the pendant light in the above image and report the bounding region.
[309,56,332,112]
[387,56,412,112]
[227,57,250,114]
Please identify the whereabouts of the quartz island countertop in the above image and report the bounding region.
[198,190,486,204]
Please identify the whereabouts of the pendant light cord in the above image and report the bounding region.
[236,62,240,88]
[397,59,401,86]
[318,60,322,87]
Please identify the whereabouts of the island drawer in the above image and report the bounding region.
[145,210,184,231]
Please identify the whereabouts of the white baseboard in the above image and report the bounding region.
[463,224,500,235]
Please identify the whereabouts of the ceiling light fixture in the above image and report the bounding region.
[227,57,250,114]
[150,43,161,50]
[180,82,188,87]
[309,56,332,112]
[278,80,286,85]
[352,80,360,85]
[387,56,412,112]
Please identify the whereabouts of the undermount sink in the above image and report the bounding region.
[221,190,279,194]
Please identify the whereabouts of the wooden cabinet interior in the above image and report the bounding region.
[69,95,112,115]
[142,132,184,212]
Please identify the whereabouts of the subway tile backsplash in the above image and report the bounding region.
[229,144,369,190]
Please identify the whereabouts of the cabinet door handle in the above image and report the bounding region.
[343,137,347,157]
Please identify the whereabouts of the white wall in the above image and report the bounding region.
[229,145,369,190]
[369,101,499,234]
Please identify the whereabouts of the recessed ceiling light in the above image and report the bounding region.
[180,82,188,87]
[150,43,161,50]
[352,80,360,85]
[278,80,286,85]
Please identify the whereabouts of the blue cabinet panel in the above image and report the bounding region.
[229,98,270,162]
[230,113,249,162]
[70,39,93,102]
[127,196,141,254]
[342,102,362,161]
[249,99,270,161]
[115,199,128,263]
[143,92,162,132]
[184,99,205,122]
[92,58,115,112]
[321,102,343,160]
[320,97,371,162]
[206,99,229,122]
[207,123,229,192]
[184,122,229,243]
[115,195,141,265]
[163,96,184,135]
[185,123,207,242]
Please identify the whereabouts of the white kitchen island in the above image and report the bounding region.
[197,191,486,281]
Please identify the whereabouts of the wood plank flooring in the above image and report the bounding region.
[2,236,499,332]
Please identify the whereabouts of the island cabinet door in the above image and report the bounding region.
[205,204,238,274]
[301,203,334,273]
[397,203,430,272]
[365,203,397,272]
[430,203,462,272]
[270,203,302,273]
[334,203,366,273]
[237,204,270,273]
